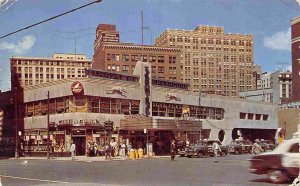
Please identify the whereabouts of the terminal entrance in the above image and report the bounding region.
[72,137,86,156]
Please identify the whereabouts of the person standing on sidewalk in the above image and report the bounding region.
[170,140,176,161]
[70,141,76,160]
[212,141,221,162]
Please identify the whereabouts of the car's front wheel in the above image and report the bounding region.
[234,150,239,155]
[267,169,288,184]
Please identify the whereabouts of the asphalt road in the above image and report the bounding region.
[0,154,290,186]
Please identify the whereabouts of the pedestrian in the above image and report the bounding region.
[252,139,263,155]
[170,140,176,161]
[105,143,111,160]
[121,142,126,157]
[212,140,221,162]
[70,141,76,160]
[50,142,55,159]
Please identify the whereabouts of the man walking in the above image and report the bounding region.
[212,140,221,162]
[70,141,76,160]
[170,140,176,161]
[252,139,263,155]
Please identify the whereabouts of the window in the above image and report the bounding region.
[169,56,176,64]
[131,55,139,62]
[158,66,165,73]
[248,113,254,120]
[263,114,269,121]
[149,56,156,62]
[122,65,129,72]
[158,56,164,63]
[240,113,246,119]
[255,114,261,120]
[122,54,129,62]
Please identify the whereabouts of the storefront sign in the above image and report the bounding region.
[58,119,102,126]
[71,81,84,95]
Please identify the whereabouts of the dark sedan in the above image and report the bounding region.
[228,140,252,154]
[249,138,300,184]
[257,140,276,152]
[185,140,228,158]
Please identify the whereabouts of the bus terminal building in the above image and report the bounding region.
[0,62,278,156]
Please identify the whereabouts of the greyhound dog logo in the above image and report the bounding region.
[106,87,127,98]
[165,93,181,102]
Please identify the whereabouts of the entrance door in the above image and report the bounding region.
[72,137,86,156]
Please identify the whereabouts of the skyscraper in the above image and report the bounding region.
[155,26,255,97]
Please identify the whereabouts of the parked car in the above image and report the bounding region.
[257,140,276,152]
[201,140,229,156]
[176,140,187,157]
[228,140,252,154]
[249,138,300,184]
[185,140,228,158]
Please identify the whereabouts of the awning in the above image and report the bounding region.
[120,117,202,131]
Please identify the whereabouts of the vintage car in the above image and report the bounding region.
[228,140,252,154]
[257,140,276,152]
[176,140,187,157]
[249,138,300,184]
[185,140,228,158]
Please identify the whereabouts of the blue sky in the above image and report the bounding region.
[0,0,299,91]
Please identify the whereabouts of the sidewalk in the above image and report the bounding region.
[14,155,171,162]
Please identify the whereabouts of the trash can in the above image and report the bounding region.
[138,148,143,159]
[129,149,136,160]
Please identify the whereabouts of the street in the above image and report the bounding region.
[0,154,290,186]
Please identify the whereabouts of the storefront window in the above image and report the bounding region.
[152,103,158,116]
[88,97,99,113]
[130,100,139,114]
[175,105,182,117]
[100,98,110,113]
[158,103,167,117]
[121,99,130,115]
[111,99,121,114]
[167,104,175,117]
[56,98,65,113]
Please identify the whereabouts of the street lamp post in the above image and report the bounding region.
[14,88,18,158]
[47,91,50,159]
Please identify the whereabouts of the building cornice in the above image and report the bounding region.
[102,43,181,52]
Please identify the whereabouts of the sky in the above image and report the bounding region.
[0,0,299,91]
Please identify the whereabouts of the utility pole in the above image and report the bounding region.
[14,88,18,158]
[47,91,50,159]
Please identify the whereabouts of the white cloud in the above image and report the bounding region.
[0,35,36,54]
[263,28,291,51]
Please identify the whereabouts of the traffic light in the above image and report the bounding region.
[104,120,113,133]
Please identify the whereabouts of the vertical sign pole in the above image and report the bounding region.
[47,91,50,159]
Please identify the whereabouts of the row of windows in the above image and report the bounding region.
[15,60,90,67]
[240,112,269,121]
[24,96,140,117]
[17,67,86,74]
[170,37,252,47]
[106,54,177,64]
[152,102,224,120]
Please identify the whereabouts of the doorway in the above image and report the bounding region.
[72,137,86,156]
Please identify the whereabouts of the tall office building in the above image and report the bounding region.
[291,17,300,102]
[93,24,182,82]
[155,26,255,97]
[10,53,91,88]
